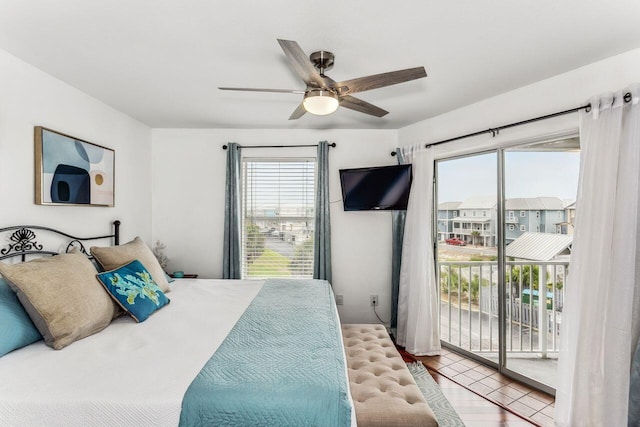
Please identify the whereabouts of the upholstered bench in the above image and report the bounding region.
[342,324,438,427]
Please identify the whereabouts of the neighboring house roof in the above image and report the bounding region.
[444,196,568,211]
[458,196,496,209]
[563,199,576,209]
[505,197,564,210]
[438,201,462,210]
[506,232,573,261]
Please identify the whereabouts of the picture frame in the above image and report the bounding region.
[34,127,115,206]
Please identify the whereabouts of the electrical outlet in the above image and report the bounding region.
[335,294,344,305]
[370,295,378,307]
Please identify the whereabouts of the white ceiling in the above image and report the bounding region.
[0,1,639,130]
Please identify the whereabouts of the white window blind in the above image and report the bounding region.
[242,158,316,278]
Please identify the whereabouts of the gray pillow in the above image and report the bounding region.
[90,237,171,293]
[0,252,118,350]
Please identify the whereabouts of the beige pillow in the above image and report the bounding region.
[0,251,118,350]
[91,237,171,293]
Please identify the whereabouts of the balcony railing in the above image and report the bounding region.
[452,228,492,236]
[437,260,567,357]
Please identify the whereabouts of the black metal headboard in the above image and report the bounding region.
[0,220,120,262]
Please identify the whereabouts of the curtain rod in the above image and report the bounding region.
[390,103,591,156]
[223,143,336,150]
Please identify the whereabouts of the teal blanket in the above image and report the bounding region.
[179,279,352,427]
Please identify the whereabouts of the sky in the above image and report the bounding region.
[437,150,580,203]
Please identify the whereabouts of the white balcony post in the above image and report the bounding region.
[539,264,548,359]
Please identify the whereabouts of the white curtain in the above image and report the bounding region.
[396,144,441,356]
[555,84,640,427]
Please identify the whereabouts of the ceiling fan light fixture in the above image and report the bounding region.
[303,89,339,115]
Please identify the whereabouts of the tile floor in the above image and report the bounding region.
[428,368,537,427]
[415,348,555,427]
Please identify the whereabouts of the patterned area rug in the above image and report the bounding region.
[407,362,466,427]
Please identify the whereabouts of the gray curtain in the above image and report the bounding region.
[223,142,241,279]
[630,340,640,426]
[313,141,332,282]
[390,148,408,330]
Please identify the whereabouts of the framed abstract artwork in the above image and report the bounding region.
[34,127,115,206]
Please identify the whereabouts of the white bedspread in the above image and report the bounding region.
[0,279,264,427]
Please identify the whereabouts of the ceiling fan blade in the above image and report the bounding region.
[288,103,307,120]
[219,87,305,94]
[340,96,389,117]
[277,39,326,88]
[334,67,427,95]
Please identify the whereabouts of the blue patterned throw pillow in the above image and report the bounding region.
[0,277,42,356]
[96,260,169,322]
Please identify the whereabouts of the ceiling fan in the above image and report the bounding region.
[219,39,427,120]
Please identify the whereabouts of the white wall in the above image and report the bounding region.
[151,129,397,323]
[399,48,640,157]
[0,49,152,244]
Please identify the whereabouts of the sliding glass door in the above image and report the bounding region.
[436,151,498,358]
[435,136,580,393]
[501,138,579,390]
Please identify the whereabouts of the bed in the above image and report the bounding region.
[0,221,354,426]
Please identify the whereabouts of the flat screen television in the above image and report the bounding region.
[339,164,412,211]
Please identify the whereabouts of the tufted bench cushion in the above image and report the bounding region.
[342,324,438,427]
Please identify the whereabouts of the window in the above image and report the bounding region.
[520,225,526,231]
[536,225,540,232]
[472,210,476,217]
[520,210,526,217]
[453,211,458,217]
[483,211,487,217]
[535,211,540,218]
[509,224,515,231]
[242,158,315,278]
